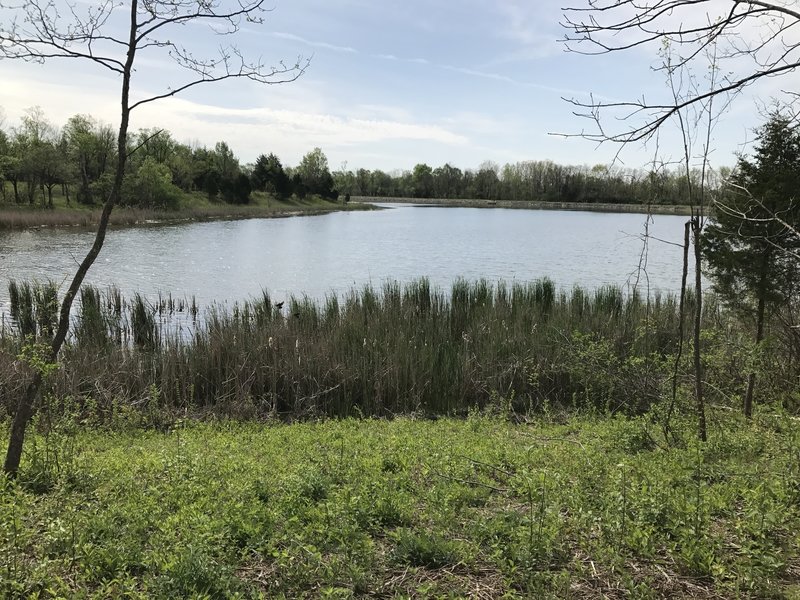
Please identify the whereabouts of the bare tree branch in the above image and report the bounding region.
[715,179,800,261]
[561,0,800,144]
[0,0,307,477]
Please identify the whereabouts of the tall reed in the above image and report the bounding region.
[7,280,58,339]
[0,278,792,421]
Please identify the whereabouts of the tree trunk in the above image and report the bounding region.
[665,220,692,438]
[79,155,92,205]
[26,180,36,205]
[3,0,138,478]
[3,372,43,475]
[692,217,707,442]
[743,254,769,418]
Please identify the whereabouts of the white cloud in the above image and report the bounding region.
[155,97,467,148]
[270,32,358,54]
[488,0,563,64]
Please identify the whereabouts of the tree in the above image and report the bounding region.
[0,0,307,476]
[252,152,292,198]
[0,127,9,203]
[133,128,175,165]
[411,163,434,198]
[124,156,182,209]
[432,163,463,199]
[704,112,800,417]
[298,147,336,199]
[561,1,800,143]
[167,143,195,191]
[220,172,252,204]
[63,114,117,205]
[35,139,68,208]
[14,107,57,205]
[560,11,738,437]
[564,0,800,431]
[473,161,501,200]
[213,141,240,181]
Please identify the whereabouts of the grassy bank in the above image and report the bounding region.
[0,193,371,230]
[354,196,695,216]
[2,278,797,423]
[2,412,799,598]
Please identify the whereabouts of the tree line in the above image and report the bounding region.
[0,107,733,211]
[0,108,337,209]
[333,160,727,205]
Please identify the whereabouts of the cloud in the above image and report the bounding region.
[488,0,562,64]
[271,32,357,54]
[0,72,467,169]
[441,65,517,85]
[355,104,414,121]
[163,98,467,146]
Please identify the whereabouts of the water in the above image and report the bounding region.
[0,204,693,311]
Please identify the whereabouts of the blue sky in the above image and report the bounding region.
[0,0,787,172]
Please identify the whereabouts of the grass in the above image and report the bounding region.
[2,279,799,597]
[0,191,371,230]
[0,279,688,419]
[1,410,799,598]
[3,278,797,423]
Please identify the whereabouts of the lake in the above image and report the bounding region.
[0,204,694,312]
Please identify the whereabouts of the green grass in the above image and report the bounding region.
[2,411,799,598]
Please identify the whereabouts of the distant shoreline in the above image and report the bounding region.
[354,196,695,216]
[0,200,374,231]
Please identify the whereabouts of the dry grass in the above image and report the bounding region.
[0,197,371,230]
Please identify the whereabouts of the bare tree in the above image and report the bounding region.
[560,0,749,438]
[0,0,308,476]
[657,43,733,442]
[561,0,800,144]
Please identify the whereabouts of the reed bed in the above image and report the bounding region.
[0,206,198,229]
[1,278,794,421]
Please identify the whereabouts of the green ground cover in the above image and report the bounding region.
[2,411,799,598]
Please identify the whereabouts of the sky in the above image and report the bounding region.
[0,0,795,172]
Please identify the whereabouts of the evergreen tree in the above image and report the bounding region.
[704,112,800,416]
[252,153,292,198]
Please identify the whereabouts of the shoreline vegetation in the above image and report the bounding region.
[3,278,796,420]
[0,107,711,232]
[355,196,695,215]
[2,279,798,597]
[0,193,695,231]
[0,193,373,231]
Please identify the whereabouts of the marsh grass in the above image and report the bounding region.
[5,277,792,423]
